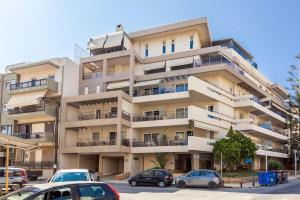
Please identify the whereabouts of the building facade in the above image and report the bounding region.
[0,58,79,178]
[59,18,291,177]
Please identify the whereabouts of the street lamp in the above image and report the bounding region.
[293,150,298,176]
[38,97,60,174]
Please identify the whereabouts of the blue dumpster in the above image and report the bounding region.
[258,171,277,186]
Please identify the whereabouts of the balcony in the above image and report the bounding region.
[131,111,189,128]
[9,78,58,94]
[234,119,288,141]
[256,148,288,158]
[133,85,189,104]
[235,95,286,123]
[78,111,117,121]
[76,139,116,147]
[130,136,215,153]
[11,132,53,143]
[7,104,56,122]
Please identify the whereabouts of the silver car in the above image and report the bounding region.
[175,169,223,189]
[0,167,29,187]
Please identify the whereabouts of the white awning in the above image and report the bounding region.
[6,90,47,109]
[143,62,165,71]
[88,37,106,50]
[166,57,194,67]
[107,81,130,90]
[134,79,162,87]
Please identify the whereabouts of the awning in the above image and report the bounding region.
[143,62,165,71]
[134,79,162,87]
[107,81,130,90]
[166,57,194,67]
[88,36,106,50]
[6,90,47,109]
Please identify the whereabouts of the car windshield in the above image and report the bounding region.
[51,171,88,182]
[4,190,34,200]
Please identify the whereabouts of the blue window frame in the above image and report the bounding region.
[162,41,166,54]
[171,40,175,53]
[145,44,149,57]
[190,36,194,49]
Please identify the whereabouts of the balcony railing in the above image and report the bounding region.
[121,111,131,121]
[132,111,188,122]
[10,79,48,90]
[78,111,117,120]
[11,132,53,140]
[134,85,188,97]
[76,139,116,147]
[8,105,45,115]
[82,71,103,80]
[131,139,187,147]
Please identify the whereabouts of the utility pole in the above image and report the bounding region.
[220,152,223,178]
[38,97,60,174]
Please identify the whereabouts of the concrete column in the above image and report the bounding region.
[117,95,122,146]
[129,54,135,96]
[102,59,107,92]
[98,154,103,175]
[192,153,200,170]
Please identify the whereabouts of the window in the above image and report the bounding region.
[175,84,188,92]
[176,132,185,140]
[92,132,100,141]
[33,187,72,200]
[154,170,162,176]
[145,44,149,57]
[208,105,214,112]
[142,170,153,177]
[209,131,214,139]
[1,125,12,135]
[171,40,175,52]
[176,108,188,118]
[190,36,194,49]
[96,85,101,93]
[189,171,199,177]
[6,81,11,90]
[144,133,159,143]
[84,87,89,95]
[51,172,88,182]
[162,41,166,54]
[2,104,7,112]
[79,185,107,200]
[5,191,34,200]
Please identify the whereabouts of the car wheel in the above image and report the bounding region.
[158,181,166,188]
[208,182,218,190]
[177,181,186,188]
[130,180,137,187]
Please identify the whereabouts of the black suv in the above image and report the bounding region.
[128,169,173,187]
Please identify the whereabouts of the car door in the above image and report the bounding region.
[152,170,162,186]
[31,186,74,200]
[139,170,154,185]
[185,171,199,186]
[76,184,115,200]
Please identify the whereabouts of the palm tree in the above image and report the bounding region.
[151,153,169,169]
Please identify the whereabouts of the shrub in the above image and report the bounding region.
[268,161,283,170]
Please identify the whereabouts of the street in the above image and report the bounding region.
[110,179,300,200]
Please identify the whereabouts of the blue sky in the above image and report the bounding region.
[0,0,299,87]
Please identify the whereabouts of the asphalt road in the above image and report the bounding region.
[110,179,300,200]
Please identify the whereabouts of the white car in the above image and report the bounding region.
[0,167,29,187]
[48,169,100,183]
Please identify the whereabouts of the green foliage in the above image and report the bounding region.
[213,127,257,171]
[268,161,283,171]
[151,153,169,169]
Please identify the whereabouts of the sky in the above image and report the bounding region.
[0,0,299,87]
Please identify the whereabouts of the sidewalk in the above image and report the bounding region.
[105,175,300,188]
[224,175,300,188]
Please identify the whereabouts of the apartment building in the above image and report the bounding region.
[59,18,291,177]
[0,58,79,177]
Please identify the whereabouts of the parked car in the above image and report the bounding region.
[0,181,119,200]
[175,169,223,189]
[128,169,173,187]
[0,167,29,187]
[49,169,100,183]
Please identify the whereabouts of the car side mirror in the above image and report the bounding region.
[96,176,100,181]
[47,178,51,183]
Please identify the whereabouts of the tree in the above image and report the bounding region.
[213,127,257,171]
[151,153,169,169]
[286,61,300,166]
